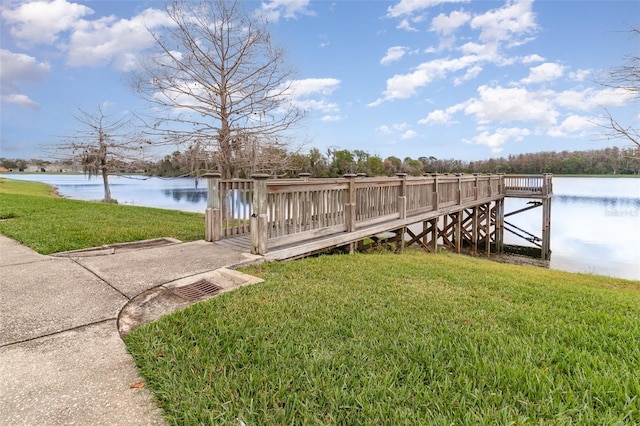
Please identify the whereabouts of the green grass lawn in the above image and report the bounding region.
[126,252,640,425]
[0,177,204,253]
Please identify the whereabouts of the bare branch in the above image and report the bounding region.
[50,106,153,202]
[596,28,640,151]
[132,0,305,178]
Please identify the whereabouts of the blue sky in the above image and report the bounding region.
[1,0,638,162]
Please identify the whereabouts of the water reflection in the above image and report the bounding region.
[554,195,640,208]
[162,188,208,204]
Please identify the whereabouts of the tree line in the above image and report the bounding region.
[145,145,639,178]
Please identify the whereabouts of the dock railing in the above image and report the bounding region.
[504,173,552,197]
[205,173,549,255]
[206,173,511,255]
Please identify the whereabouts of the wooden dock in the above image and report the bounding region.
[206,173,553,261]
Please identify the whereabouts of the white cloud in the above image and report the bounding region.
[257,0,314,22]
[1,93,39,109]
[380,46,408,65]
[430,10,471,35]
[321,115,343,122]
[285,78,341,97]
[463,85,559,126]
[469,0,538,44]
[591,87,636,107]
[1,0,93,45]
[397,18,419,32]
[279,78,341,115]
[0,50,50,109]
[376,122,415,139]
[387,0,468,18]
[468,127,531,153]
[553,87,636,111]
[2,1,172,71]
[425,83,635,154]
[0,50,51,89]
[66,8,172,71]
[419,109,451,125]
[401,130,418,139]
[454,65,483,85]
[521,54,545,64]
[569,69,591,81]
[552,89,591,111]
[152,80,210,113]
[374,55,479,103]
[373,2,545,107]
[292,99,340,113]
[547,115,597,138]
[458,41,499,59]
[521,62,565,84]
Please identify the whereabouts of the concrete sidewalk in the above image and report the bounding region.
[0,235,262,425]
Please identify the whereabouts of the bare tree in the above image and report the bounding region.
[599,29,639,151]
[133,0,305,179]
[54,106,149,203]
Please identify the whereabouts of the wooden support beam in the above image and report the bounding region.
[485,202,491,256]
[204,172,222,241]
[541,197,552,260]
[430,218,438,253]
[495,199,504,254]
[406,227,430,251]
[472,206,479,254]
[455,211,462,253]
[250,174,269,255]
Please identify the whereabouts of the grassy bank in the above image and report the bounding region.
[127,253,640,425]
[0,177,204,254]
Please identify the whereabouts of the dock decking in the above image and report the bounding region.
[207,173,553,261]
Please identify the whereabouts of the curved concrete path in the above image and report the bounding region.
[0,235,262,425]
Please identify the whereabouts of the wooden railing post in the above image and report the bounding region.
[344,174,357,232]
[456,173,463,205]
[396,173,407,220]
[543,173,552,196]
[204,172,222,242]
[486,173,492,197]
[396,173,408,252]
[250,173,270,255]
[473,173,480,200]
[432,173,439,210]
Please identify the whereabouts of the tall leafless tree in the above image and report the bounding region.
[54,106,150,203]
[133,0,305,179]
[600,29,639,152]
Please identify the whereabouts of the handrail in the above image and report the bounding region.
[205,173,551,255]
[504,173,552,196]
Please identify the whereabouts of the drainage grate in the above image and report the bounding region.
[111,238,177,250]
[170,279,223,301]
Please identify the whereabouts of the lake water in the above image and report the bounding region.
[3,174,639,280]
[504,177,639,281]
